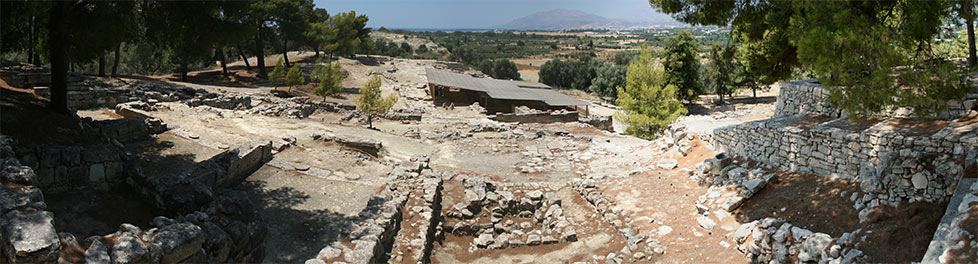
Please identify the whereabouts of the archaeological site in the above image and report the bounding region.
[2,1,978,263]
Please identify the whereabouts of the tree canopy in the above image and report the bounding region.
[662,30,703,103]
[650,0,970,118]
[615,45,687,139]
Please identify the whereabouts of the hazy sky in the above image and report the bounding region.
[313,0,677,29]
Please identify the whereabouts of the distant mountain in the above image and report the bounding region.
[497,9,682,30]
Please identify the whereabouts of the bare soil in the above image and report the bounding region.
[859,201,949,263]
[733,171,862,236]
[0,86,102,146]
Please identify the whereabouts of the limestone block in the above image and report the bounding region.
[1,210,60,263]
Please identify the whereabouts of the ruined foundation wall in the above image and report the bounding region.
[491,111,579,123]
[13,144,128,192]
[712,116,971,204]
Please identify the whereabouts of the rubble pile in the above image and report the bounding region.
[692,153,777,212]
[732,218,866,263]
[443,176,576,251]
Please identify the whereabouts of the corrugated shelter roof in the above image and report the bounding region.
[426,68,586,106]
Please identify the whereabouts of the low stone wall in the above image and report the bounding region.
[67,89,130,109]
[573,180,662,262]
[773,80,842,118]
[308,158,435,264]
[387,169,443,263]
[923,178,978,263]
[580,115,613,131]
[491,111,579,124]
[88,118,150,143]
[14,144,128,192]
[129,140,272,214]
[712,115,971,205]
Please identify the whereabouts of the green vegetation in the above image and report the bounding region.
[478,59,521,80]
[662,30,702,103]
[539,58,596,91]
[703,44,737,105]
[650,0,973,118]
[356,75,398,128]
[615,46,687,139]
[1,0,371,114]
[285,64,304,93]
[269,58,286,83]
[313,61,344,100]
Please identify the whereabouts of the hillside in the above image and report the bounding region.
[497,8,681,30]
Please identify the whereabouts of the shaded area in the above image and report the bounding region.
[237,166,377,263]
[860,201,948,263]
[45,185,157,238]
[0,86,101,146]
[734,170,861,236]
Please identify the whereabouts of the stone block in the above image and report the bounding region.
[1,210,61,263]
[111,232,149,264]
[152,223,204,264]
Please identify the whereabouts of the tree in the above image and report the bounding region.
[590,64,627,100]
[478,59,521,80]
[400,42,413,54]
[662,30,703,103]
[269,58,286,83]
[285,64,304,93]
[650,0,968,118]
[614,45,687,140]
[704,44,738,105]
[416,44,429,54]
[539,58,595,90]
[324,11,370,58]
[143,0,223,82]
[954,0,977,66]
[356,75,397,128]
[313,62,343,100]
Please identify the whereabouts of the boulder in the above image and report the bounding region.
[656,159,678,170]
[85,239,111,263]
[152,223,205,264]
[1,210,61,263]
[111,232,150,264]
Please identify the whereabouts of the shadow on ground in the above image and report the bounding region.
[236,181,361,263]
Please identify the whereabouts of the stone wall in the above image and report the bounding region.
[773,80,842,118]
[308,158,433,264]
[712,115,971,205]
[66,89,130,109]
[732,218,865,263]
[129,140,272,214]
[88,118,151,143]
[491,111,579,124]
[14,144,128,193]
[923,178,978,263]
[0,137,62,263]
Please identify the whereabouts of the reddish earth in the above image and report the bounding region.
[860,201,948,263]
[733,171,862,236]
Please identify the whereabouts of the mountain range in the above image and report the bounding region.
[496,9,683,30]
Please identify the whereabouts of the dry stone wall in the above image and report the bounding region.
[13,143,128,192]
[713,116,971,205]
[773,80,842,118]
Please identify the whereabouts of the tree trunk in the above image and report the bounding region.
[282,39,290,67]
[48,3,69,114]
[98,54,106,77]
[28,16,35,65]
[719,88,725,105]
[752,84,757,99]
[112,43,121,77]
[256,25,267,79]
[314,47,320,58]
[180,60,188,82]
[237,44,251,70]
[218,47,229,80]
[968,10,976,67]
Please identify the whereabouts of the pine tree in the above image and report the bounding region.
[269,58,286,84]
[356,75,397,128]
[285,64,304,93]
[662,30,702,103]
[614,45,687,140]
[313,62,343,100]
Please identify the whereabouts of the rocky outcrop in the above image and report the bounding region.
[313,133,383,156]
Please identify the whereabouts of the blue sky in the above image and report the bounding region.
[313,0,677,29]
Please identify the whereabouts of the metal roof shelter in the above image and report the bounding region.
[425,68,587,107]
